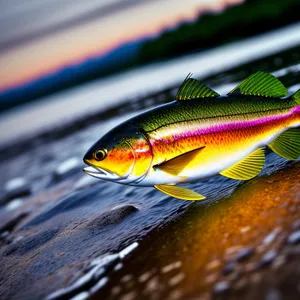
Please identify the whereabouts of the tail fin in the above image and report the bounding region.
[292,88,300,104]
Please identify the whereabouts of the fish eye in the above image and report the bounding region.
[94,148,107,161]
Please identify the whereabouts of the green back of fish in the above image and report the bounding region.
[139,96,295,133]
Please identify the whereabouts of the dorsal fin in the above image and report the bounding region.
[176,73,219,101]
[228,71,288,98]
[292,88,300,104]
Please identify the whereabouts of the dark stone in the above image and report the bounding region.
[258,249,278,268]
[223,262,236,275]
[46,254,120,300]
[0,211,30,233]
[1,177,31,206]
[292,220,300,230]
[265,288,281,300]
[21,189,98,228]
[287,230,300,244]
[4,229,59,256]
[87,205,139,230]
[0,230,9,240]
[213,281,231,295]
[53,157,82,181]
[0,188,5,204]
[234,247,254,262]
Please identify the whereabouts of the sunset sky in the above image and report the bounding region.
[0,0,243,92]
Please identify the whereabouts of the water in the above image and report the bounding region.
[0,23,299,148]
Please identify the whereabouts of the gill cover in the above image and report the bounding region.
[84,120,153,183]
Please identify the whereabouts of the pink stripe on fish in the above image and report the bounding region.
[148,108,298,146]
[171,110,295,141]
[292,105,300,114]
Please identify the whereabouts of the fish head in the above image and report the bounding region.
[83,122,153,184]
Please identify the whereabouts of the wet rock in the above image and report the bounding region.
[1,177,31,205]
[161,261,182,273]
[5,198,24,211]
[0,189,5,204]
[0,211,30,233]
[0,230,10,245]
[263,228,282,245]
[87,205,139,230]
[70,292,89,300]
[73,176,98,191]
[138,271,153,283]
[4,229,59,256]
[284,245,300,257]
[287,230,300,244]
[21,189,99,228]
[205,273,219,284]
[235,247,254,262]
[113,263,123,271]
[46,263,105,300]
[292,219,300,230]
[213,281,231,295]
[223,262,236,275]
[205,260,221,271]
[119,242,139,259]
[265,288,281,300]
[144,276,160,294]
[224,245,243,258]
[89,278,108,295]
[234,278,247,291]
[271,254,286,269]
[258,249,278,268]
[0,230,9,240]
[168,273,185,286]
[46,243,138,300]
[90,254,120,273]
[54,157,82,181]
[240,226,251,233]
[121,274,133,283]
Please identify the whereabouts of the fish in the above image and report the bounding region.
[83,71,300,201]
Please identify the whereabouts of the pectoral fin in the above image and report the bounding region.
[269,128,300,160]
[153,146,205,176]
[220,148,265,180]
[154,184,206,201]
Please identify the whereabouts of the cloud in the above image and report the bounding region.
[0,0,150,51]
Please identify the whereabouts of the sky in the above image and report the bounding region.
[0,0,243,92]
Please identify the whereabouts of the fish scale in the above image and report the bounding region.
[83,72,300,201]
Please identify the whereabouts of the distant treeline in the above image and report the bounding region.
[1,0,300,111]
[136,0,300,63]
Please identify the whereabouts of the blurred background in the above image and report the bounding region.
[1,1,300,300]
[1,0,299,107]
[0,0,300,148]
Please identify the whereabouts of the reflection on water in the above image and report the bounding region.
[97,162,300,299]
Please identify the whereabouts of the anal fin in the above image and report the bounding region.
[154,184,206,201]
[269,128,300,160]
[220,147,265,180]
[153,146,205,176]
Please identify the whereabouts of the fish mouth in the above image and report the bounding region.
[83,166,119,180]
